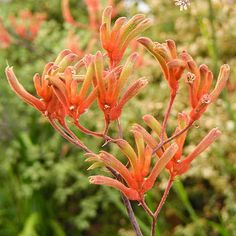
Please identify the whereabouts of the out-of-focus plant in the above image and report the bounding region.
[0,18,11,48]
[0,9,46,48]
[3,2,231,236]
[62,0,123,32]
[174,0,191,11]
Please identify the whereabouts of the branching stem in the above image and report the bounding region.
[48,117,93,154]
[152,121,193,155]
[140,199,154,218]
[140,175,174,236]
[154,175,173,218]
[74,119,116,143]
[108,167,143,236]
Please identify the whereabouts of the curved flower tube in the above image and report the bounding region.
[87,132,178,200]
[138,37,187,95]
[133,113,221,177]
[93,51,148,130]
[185,63,230,122]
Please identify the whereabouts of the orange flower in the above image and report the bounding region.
[0,18,11,48]
[138,37,187,96]
[100,7,152,67]
[184,62,230,122]
[61,0,123,32]
[87,132,178,200]
[93,51,148,128]
[9,10,46,41]
[172,128,221,176]
[5,49,97,124]
[132,113,221,177]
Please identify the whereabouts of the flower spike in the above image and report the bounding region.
[186,63,230,123]
[6,49,99,138]
[100,7,152,67]
[138,37,187,95]
[88,132,177,201]
[135,113,221,178]
[173,128,221,176]
[93,52,148,131]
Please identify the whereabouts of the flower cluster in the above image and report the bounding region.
[0,10,46,48]
[133,114,221,177]
[87,132,178,200]
[185,62,230,123]
[101,7,152,67]
[94,51,147,128]
[5,4,230,235]
[85,35,229,202]
[138,37,187,96]
[6,7,151,138]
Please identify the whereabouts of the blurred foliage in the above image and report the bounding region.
[0,0,236,235]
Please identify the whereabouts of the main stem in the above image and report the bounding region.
[140,199,156,236]
[140,175,174,236]
[152,121,193,155]
[116,119,143,236]
[154,175,173,218]
[52,116,142,235]
[151,218,157,236]
[121,195,143,236]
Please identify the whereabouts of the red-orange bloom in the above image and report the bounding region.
[5,49,97,124]
[9,10,46,41]
[62,0,123,32]
[132,113,221,177]
[184,62,230,123]
[0,18,11,48]
[138,37,187,96]
[87,132,178,200]
[93,51,148,128]
[100,7,152,67]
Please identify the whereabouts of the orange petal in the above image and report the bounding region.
[89,175,140,200]
[99,151,138,189]
[184,128,221,164]
[210,64,230,103]
[6,67,45,111]
[143,143,178,192]
[138,37,169,81]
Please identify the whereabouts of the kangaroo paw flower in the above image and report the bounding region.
[101,7,152,67]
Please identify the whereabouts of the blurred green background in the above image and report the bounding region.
[0,0,236,235]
